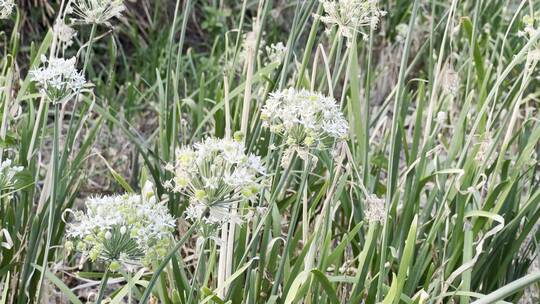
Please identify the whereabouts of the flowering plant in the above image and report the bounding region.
[316,0,386,40]
[68,0,125,26]
[30,56,86,104]
[66,181,175,271]
[261,88,349,150]
[166,137,266,227]
[0,159,23,189]
[0,0,14,19]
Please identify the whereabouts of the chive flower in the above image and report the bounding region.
[0,0,14,19]
[29,56,86,104]
[261,88,349,150]
[0,159,23,190]
[65,181,175,271]
[165,137,266,227]
[316,0,386,40]
[67,0,125,26]
[53,20,77,49]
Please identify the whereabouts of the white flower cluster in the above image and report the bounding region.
[68,0,125,26]
[30,56,86,104]
[316,0,386,40]
[223,33,264,74]
[519,13,540,39]
[519,13,540,61]
[165,138,266,227]
[0,0,14,19]
[265,42,287,64]
[395,23,409,42]
[0,159,23,189]
[441,64,459,97]
[475,131,496,167]
[364,194,385,223]
[261,88,349,150]
[53,20,77,49]
[66,181,175,271]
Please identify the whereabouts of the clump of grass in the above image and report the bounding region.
[0,0,539,303]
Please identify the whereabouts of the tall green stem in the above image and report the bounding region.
[270,155,312,298]
[95,266,111,304]
[35,102,61,302]
[82,24,97,76]
[187,237,206,304]
[140,221,199,304]
[61,23,96,167]
[376,1,420,301]
[363,24,375,184]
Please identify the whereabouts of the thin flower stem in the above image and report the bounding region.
[306,144,345,273]
[58,23,96,163]
[224,204,237,281]
[95,266,110,304]
[124,270,132,304]
[295,4,322,89]
[302,172,308,245]
[240,31,256,137]
[270,155,312,297]
[26,16,65,162]
[82,23,97,76]
[362,21,375,184]
[224,74,231,138]
[35,102,61,302]
[187,237,206,304]
[140,221,199,304]
[219,73,236,294]
[217,220,229,298]
[377,1,420,301]
[0,68,13,161]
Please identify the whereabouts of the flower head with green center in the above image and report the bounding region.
[53,20,77,50]
[364,194,385,223]
[520,13,540,39]
[265,42,287,64]
[519,13,540,61]
[316,0,386,40]
[0,0,15,19]
[67,0,125,26]
[261,88,349,150]
[166,137,266,227]
[66,181,175,271]
[29,56,86,104]
[0,159,23,190]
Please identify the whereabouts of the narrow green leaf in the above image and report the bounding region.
[32,264,83,304]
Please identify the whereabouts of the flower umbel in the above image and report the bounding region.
[166,138,266,227]
[68,0,125,26]
[265,42,287,64]
[261,88,349,150]
[0,0,14,19]
[30,56,86,104]
[519,13,540,61]
[364,194,385,223]
[441,64,460,97]
[53,20,77,49]
[66,181,175,271]
[0,159,23,189]
[316,0,386,40]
